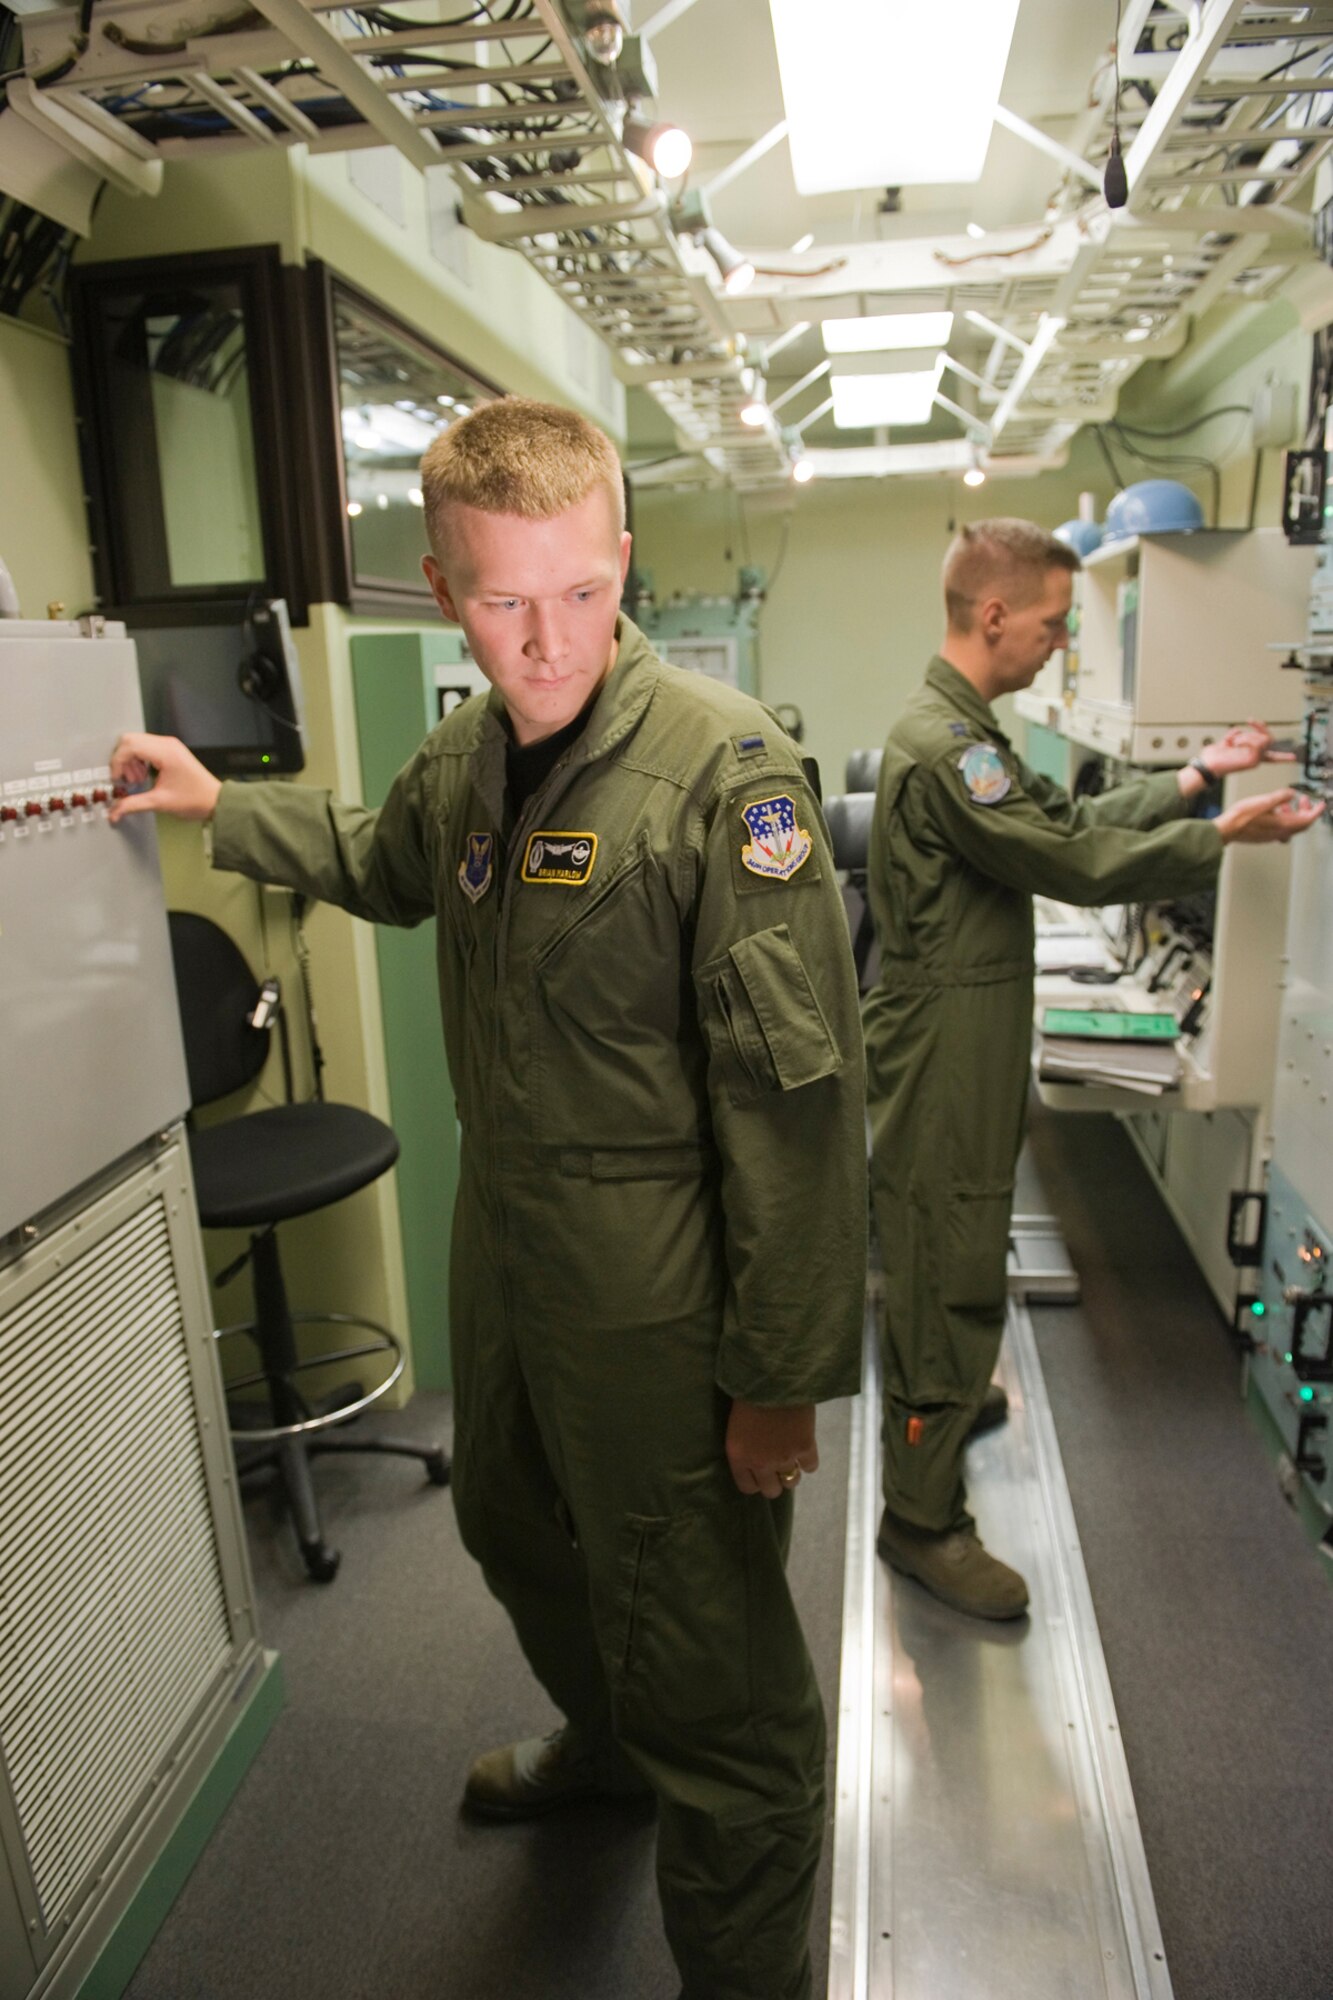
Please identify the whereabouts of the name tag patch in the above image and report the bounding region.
[522,830,598,886]
[958,742,1011,806]
[458,831,494,904]
[739,794,813,881]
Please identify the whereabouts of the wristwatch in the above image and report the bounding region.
[1188,755,1220,787]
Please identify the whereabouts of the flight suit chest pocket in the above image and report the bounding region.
[529,845,696,1147]
[696,924,842,1106]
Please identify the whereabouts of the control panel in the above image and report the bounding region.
[0,619,190,1243]
[1248,1167,1333,1488]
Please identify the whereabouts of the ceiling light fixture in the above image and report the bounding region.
[582,1,626,66]
[624,115,693,180]
[669,192,757,296]
[769,0,1021,191]
[703,226,755,295]
[740,380,769,427]
[822,310,954,354]
[830,356,946,429]
[792,454,816,484]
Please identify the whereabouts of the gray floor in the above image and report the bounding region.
[124,1389,851,2000]
[123,1107,1333,2000]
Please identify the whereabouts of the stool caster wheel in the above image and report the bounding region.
[425,1449,451,1488]
[302,1539,341,1583]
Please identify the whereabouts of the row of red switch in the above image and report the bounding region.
[0,784,124,823]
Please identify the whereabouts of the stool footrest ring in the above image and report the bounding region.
[213,1310,406,1443]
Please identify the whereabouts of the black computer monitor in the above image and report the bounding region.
[129,599,306,776]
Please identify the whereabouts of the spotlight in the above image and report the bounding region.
[582,1,626,65]
[740,380,768,427]
[963,465,986,488]
[624,116,692,179]
[792,455,815,484]
[701,225,755,295]
[1103,127,1128,208]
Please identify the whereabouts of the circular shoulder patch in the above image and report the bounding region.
[957,741,1011,806]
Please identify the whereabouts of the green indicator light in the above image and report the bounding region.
[1285,1352,1294,1365]
[1301,1386,1316,1402]
[1252,1301,1266,1317]
[261,753,271,764]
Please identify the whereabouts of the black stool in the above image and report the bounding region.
[169,911,449,1582]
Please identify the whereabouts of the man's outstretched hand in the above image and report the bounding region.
[108,733,222,824]
[1215,788,1325,845]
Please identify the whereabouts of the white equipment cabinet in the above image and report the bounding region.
[1066,528,1311,762]
[1019,528,1314,762]
[0,619,278,2000]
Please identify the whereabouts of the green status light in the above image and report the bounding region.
[1300,1386,1316,1403]
[261,754,271,765]
[1285,1351,1294,1365]
[1251,1300,1266,1317]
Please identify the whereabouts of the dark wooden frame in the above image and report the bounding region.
[68,249,503,623]
[69,246,309,624]
[306,264,501,615]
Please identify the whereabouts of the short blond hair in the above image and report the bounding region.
[420,396,625,560]
[943,519,1080,632]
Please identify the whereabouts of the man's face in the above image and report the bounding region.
[986,568,1073,692]
[422,486,631,745]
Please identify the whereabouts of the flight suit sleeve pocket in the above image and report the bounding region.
[696,924,842,1105]
[940,1190,1011,1311]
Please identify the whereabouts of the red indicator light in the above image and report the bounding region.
[23,800,42,817]
[91,788,108,805]
[71,793,88,808]
[47,797,67,813]
[0,806,17,823]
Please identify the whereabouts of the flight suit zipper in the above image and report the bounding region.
[488,745,592,1333]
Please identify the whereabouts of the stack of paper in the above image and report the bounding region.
[1038,1035,1182,1095]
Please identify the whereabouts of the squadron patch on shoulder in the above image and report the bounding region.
[733,732,766,756]
[458,831,494,904]
[739,793,813,881]
[947,721,970,738]
[521,830,597,886]
[958,741,1011,807]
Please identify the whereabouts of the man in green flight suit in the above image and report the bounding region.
[865,517,1323,1621]
[110,399,867,2000]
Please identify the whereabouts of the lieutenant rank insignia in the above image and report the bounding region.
[958,742,1011,806]
[521,830,598,885]
[740,794,813,880]
[458,832,494,904]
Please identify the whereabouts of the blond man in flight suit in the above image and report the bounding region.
[111,399,868,2000]
[865,518,1323,1622]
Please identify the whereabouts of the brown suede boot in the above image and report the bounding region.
[462,1727,651,1821]
[876,1509,1029,1620]
[967,1380,1009,1439]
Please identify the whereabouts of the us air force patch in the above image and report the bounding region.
[740,794,813,881]
[958,742,1011,806]
[521,830,597,886]
[458,832,494,904]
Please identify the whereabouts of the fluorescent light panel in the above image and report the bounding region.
[831,358,945,429]
[769,0,1021,192]
[822,311,954,354]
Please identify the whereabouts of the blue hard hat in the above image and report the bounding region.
[1103,478,1205,543]
[1053,518,1103,556]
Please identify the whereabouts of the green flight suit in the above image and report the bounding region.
[864,656,1222,1534]
[210,617,867,2000]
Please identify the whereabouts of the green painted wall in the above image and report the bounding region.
[632,430,1118,798]
[0,315,96,618]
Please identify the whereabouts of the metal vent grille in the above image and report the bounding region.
[0,1195,231,1932]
